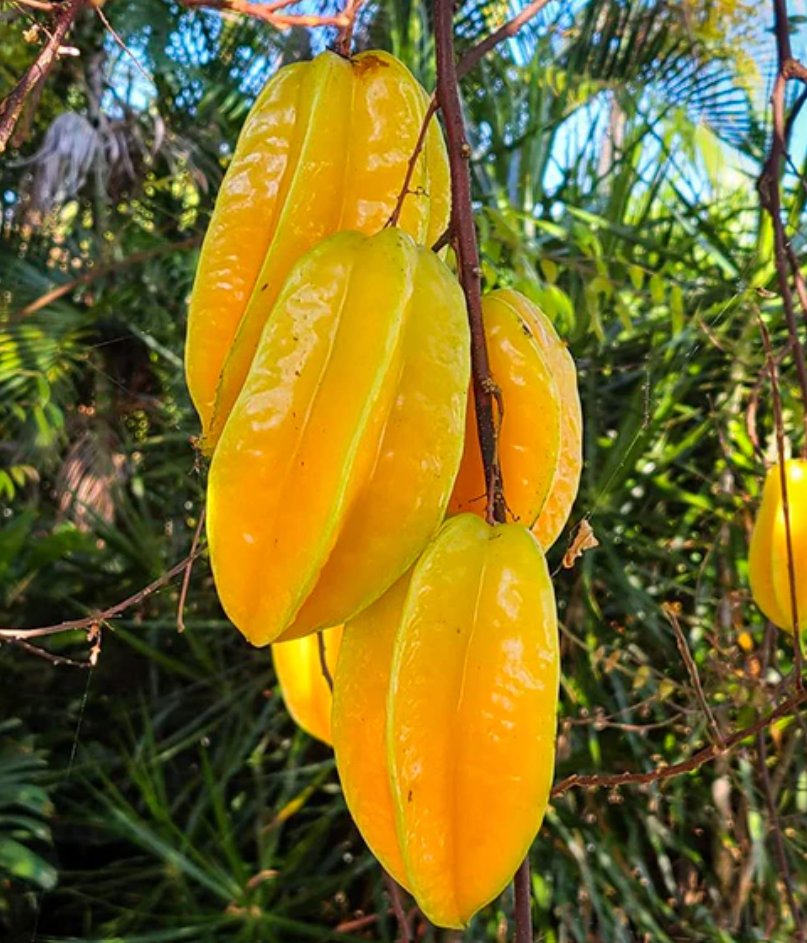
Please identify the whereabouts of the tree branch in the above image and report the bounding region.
[0,0,88,153]
[758,315,804,686]
[663,603,723,747]
[389,0,552,240]
[434,0,505,526]
[12,236,201,320]
[333,0,365,56]
[316,630,333,692]
[177,508,206,634]
[552,688,807,798]
[758,0,807,454]
[0,547,205,644]
[456,0,553,82]
[177,0,350,30]
[756,729,805,942]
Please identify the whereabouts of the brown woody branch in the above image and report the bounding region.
[551,688,807,798]
[456,0,553,81]
[434,0,505,526]
[316,631,334,692]
[333,0,365,56]
[13,236,201,320]
[756,730,805,942]
[758,0,807,455]
[0,547,205,644]
[389,1,552,238]
[0,0,88,153]
[758,316,804,686]
[7,0,58,11]
[177,0,351,30]
[177,508,206,634]
[663,604,723,747]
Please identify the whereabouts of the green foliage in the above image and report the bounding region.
[1,0,805,941]
[0,719,56,933]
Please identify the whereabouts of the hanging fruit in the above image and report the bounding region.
[185,49,450,452]
[207,228,470,647]
[332,514,559,929]
[749,458,807,632]
[448,289,583,550]
[331,576,411,890]
[272,626,342,745]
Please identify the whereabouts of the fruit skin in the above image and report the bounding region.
[448,290,562,531]
[332,576,411,889]
[389,515,559,928]
[272,626,343,745]
[333,515,559,929]
[185,49,450,452]
[279,237,470,641]
[207,228,469,647]
[749,458,807,632]
[449,289,582,550]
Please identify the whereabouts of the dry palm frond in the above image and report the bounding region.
[13,112,101,220]
[56,428,126,530]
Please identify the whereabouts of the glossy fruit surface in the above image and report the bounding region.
[749,458,807,632]
[185,49,450,451]
[207,229,469,647]
[388,515,559,928]
[272,626,342,745]
[448,290,562,529]
[449,289,582,550]
[331,576,410,888]
[333,515,559,928]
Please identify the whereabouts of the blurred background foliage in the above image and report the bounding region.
[1,0,806,940]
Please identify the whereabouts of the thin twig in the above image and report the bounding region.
[552,688,807,797]
[513,858,532,943]
[317,631,333,692]
[758,0,807,450]
[456,0,553,81]
[431,225,452,255]
[388,0,552,238]
[0,636,93,669]
[387,97,438,229]
[177,0,350,30]
[13,236,201,320]
[434,0,505,526]
[0,0,88,152]
[382,870,412,943]
[177,507,206,634]
[7,0,57,10]
[333,0,364,57]
[94,5,155,87]
[663,604,723,747]
[0,547,205,642]
[756,730,805,942]
[759,316,803,686]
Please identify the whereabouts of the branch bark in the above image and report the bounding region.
[0,0,88,153]
[434,0,505,526]
[177,0,350,30]
[758,0,807,456]
[552,688,807,797]
[13,236,201,320]
[0,547,205,644]
[756,729,805,942]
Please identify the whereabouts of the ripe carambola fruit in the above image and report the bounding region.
[749,458,807,632]
[333,514,559,929]
[271,626,342,745]
[185,49,450,451]
[448,289,582,550]
[207,228,470,647]
[332,575,411,889]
